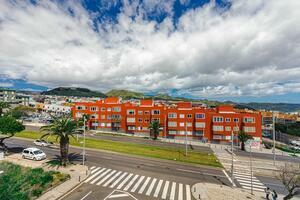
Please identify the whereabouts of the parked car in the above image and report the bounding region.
[33,139,53,147]
[22,147,46,161]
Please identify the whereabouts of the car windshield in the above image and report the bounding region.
[33,150,43,155]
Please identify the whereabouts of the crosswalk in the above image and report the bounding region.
[86,166,192,200]
[215,151,266,192]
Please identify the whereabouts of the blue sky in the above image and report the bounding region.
[0,0,300,103]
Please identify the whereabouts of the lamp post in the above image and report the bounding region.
[185,122,188,157]
[82,116,86,166]
[250,141,253,195]
[231,127,234,186]
[272,114,276,166]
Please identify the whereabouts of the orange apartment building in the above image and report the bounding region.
[72,97,262,143]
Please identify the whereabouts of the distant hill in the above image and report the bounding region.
[238,103,300,113]
[41,87,106,98]
[106,89,145,99]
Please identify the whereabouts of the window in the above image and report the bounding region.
[112,107,121,112]
[75,112,82,118]
[138,111,143,115]
[107,123,111,127]
[144,111,150,115]
[213,125,224,131]
[195,122,205,128]
[187,114,192,118]
[112,114,121,119]
[101,123,105,127]
[179,114,185,119]
[90,107,98,111]
[168,130,177,135]
[101,115,105,119]
[196,113,205,119]
[244,117,255,123]
[101,107,106,112]
[128,126,135,130]
[225,118,231,122]
[107,115,111,119]
[168,113,177,118]
[213,117,223,122]
[76,106,85,110]
[107,107,111,112]
[144,119,150,123]
[91,114,98,119]
[233,126,239,131]
[225,126,231,131]
[127,118,135,123]
[244,126,256,132]
[152,118,160,123]
[127,109,135,115]
[180,122,185,127]
[187,122,192,127]
[152,110,160,115]
[168,122,177,127]
[138,118,143,123]
[234,118,239,122]
[195,130,204,136]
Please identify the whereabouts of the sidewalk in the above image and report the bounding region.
[2,154,89,200]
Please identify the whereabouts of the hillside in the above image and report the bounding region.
[239,102,300,113]
[41,87,106,97]
[106,89,145,99]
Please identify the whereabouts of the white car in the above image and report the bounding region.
[22,147,46,161]
[33,139,52,147]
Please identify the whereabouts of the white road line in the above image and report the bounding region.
[90,169,112,184]
[138,177,151,194]
[234,174,255,179]
[153,180,163,198]
[178,183,183,200]
[176,168,226,178]
[161,181,170,199]
[110,172,128,188]
[238,179,264,186]
[131,176,145,192]
[85,168,106,183]
[80,191,92,200]
[242,186,265,192]
[97,170,117,186]
[117,173,133,190]
[146,178,157,196]
[233,171,252,176]
[91,167,101,174]
[169,182,176,200]
[222,170,236,187]
[108,194,129,198]
[103,171,122,187]
[90,166,96,170]
[186,185,191,200]
[239,182,266,189]
[123,174,139,191]
[235,177,261,183]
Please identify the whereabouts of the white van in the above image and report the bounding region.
[22,147,46,161]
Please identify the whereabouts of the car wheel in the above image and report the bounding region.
[33,157,36,161]
[22,155,25,159]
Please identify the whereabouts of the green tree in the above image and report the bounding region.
[0,101,10,116]
[7,105,35,119]
[40,117,80,166]
[238,131,253,151]
[0,116,25,152]
[149,120,161,140]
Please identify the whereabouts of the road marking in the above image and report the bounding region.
[97,170,117,186]
[234,174,255,179]
[161,181,170,199]
[178,183,183,200]
[238,179,264,186]
[138,177,151,194]
[222,170,236,187]
[91,167,101,174]
[146,178,157,196]
[90,169,111,184]
[233,171,252,176]
[239,182,266,189]
[0,171,3,175]
[153,179,163,198]
[90,166,96,170]
[123,174,139,191]
[176,168,226,178]
[110,172,128,188]
[131,176,145,192]
[235,176,261,183]
[104,190,138,200]
[169,182,176,200]
[80,191,92,200]
[117,173,133,190]
[241,186,265,192]
[84,168,106,183]
[103,171,122,187]
[186,185,191,200]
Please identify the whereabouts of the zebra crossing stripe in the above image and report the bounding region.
[242,186,265,192]
[186,185,191,200]
[153,180,163,198]
[103,171,122,187]
[85,168,106,183]
[238,178,263,185]
[90,166,96,170]
[91,167,101,174]
[239,182,266,189]
[109,172,128,188]
[123,174,139,191]
[138,177,151,194]
[234,171,252,175]
[97,170,117,186]
[131,176,145,192]
[91,169,112,184]
[234,174,253,179]
[169,182,176,200]
[116,173,133,190]
[161,181,169,200]
[178,183,183,200]
[145,178,157,196]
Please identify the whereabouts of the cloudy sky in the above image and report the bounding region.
[0,0,300,103]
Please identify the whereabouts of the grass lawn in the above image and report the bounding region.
[0,162,69,200]
[15,130,222,168]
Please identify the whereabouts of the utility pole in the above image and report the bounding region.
[185,122,188,156]
[82,116,86,166]
[250,142,253,195]
[231,127,234,185]
[272,113,276,166]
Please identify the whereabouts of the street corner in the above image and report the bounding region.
[104,190,138,200]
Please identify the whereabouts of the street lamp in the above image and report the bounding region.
[250,141,253,195]
[272,114,276,166]
[82,116,86,166]
[185,122,188,157]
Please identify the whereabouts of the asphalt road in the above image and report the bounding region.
[6,137,230,200]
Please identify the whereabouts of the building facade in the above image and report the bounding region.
[72,97,262,143]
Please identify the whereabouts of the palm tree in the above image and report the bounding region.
[0,101,10,116]
[238,131,253,151]
[149,120,161,140]
[40,117,80,166]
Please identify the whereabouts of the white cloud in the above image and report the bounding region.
[0,82,14,88]
[0,0,300,98]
